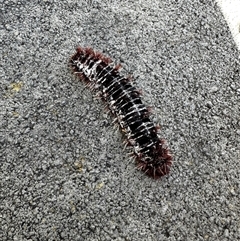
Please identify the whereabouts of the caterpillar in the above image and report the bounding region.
[69,47,172,179]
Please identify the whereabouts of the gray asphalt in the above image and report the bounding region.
[0,1,239,241]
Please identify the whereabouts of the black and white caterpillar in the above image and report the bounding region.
[69,47,172,179]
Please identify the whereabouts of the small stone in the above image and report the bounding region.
[209,86,219,93]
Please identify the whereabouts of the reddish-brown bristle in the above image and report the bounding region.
[76,47,85,54]
[85,47,95,56]
[95,52,103,59]
[126,75,134,82]
[147,106,154,113]
[114,64,122,71]
[75,47,113,65]
[102,56,112,64]
[135,89,143,95]
[76,73,90,83]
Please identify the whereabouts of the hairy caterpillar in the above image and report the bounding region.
[69,47,172,179]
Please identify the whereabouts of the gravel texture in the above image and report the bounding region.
[0,1,239,240]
